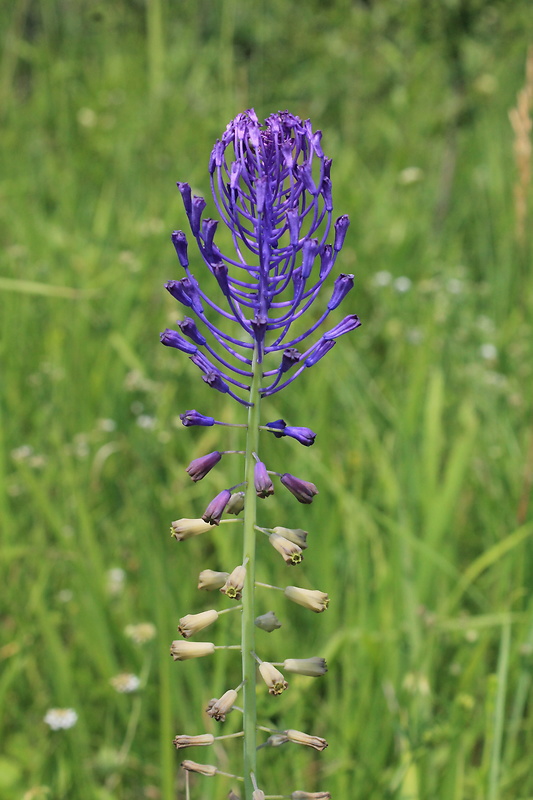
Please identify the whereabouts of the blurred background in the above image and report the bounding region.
[1,1,533,798]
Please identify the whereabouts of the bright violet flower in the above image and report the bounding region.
[163,110,360,404]
[254,461,274,498]
[202,489,232,525]
[179,409,216,427]
[280,473,319,504]
[186,451,222,481]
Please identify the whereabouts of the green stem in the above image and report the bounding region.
[242,346,262,800]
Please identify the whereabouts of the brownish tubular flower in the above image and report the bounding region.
[180,759,217,777]
[284,585,329,612]
[170,641,215,661]
[178,609,218,638]
[283,657,327,677]
[170,518,213,541]
[269,532,303,565]
[291,793,332,799]
[259,662,289,695]
[220,565,246,600]
[285,729,328,751]
[206,689,238,721]
[197,569,229,590]
[173,733,215,749]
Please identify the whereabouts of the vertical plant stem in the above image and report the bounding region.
[242,345,261,799]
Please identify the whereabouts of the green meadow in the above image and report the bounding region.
[1,1,533,798]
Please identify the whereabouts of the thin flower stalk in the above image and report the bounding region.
[161,109,360,799]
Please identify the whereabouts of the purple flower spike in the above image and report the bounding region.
[186,451,222,481]
[280,473,319,504]
[160,329,198,355]
[163,110,360,403]
[202,489,232,525]
[179,409,216,427]
[254,461,274,498]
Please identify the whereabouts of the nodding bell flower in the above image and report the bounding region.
[197,569,229,591]
[254,461,274,498]
[170,518,213,541]
[202,489,232,525]
[284,585,329,613]
[285,729,328,751]
[283,658,327,677]
[271,526,308,549]
[206,689,239,721]
[220,565,246,600]
[180,760,218,777]
[170,641,215,661]
[178,609,219,639]
[259,662,289,695]
[255,611,282,632]
[186,451,222,481]
[269,532,303,565]
[163,110,360,404]
[226,491,245,514]
[280,473,319,504]
[173,733,215,750]
[253,791,266,800]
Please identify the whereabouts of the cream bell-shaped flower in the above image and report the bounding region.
[271,525,308,549]
[173,733,215,749]
[180,760,217,776]
[259,662,289,695]
[197,569,229,590]
[170,641,215,661]
[170,518,213,541]
[285,729,328,751]
[269,532,303,565]
[206,689,238,721]
[283,657,327,677]
[284,585,329,612]
[253,791,266,800]
[178,609,219,638]
[220,565,246,600]
[291,792,332,799]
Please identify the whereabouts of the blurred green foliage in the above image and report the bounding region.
[1,1,533,798]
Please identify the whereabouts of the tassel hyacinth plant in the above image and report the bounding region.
[161,109,361,800]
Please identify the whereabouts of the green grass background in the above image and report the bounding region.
[1,1,533,798]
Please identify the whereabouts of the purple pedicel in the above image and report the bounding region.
[162,110,361,403]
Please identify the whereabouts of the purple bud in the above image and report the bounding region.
[280,473,319,504]
[280,348,301,374]
[334,215,350,251]
[176,182,192,216]
[179,410,216,427]
[186,451,222,481]
[254,462,274,498]
[320,245,333,279]
[323,314,361,340]
[202,371,230,394]
[301,238,319,279]
[171,230,189,268]
[305,339,336,367]
[287,208,300,246]
[299,163,317,195]
[201,218,218,258]
[160,329,198,354]
[328,273,354,310]
[322,177,332,211]
[282,426,316,447]
[265,419,287,438]
[190,196,207,237]
[202,489,232,525]
[178,317,207,346]
[165,279,193,308]
[212,262,230,297]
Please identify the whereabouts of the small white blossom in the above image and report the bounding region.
[44,708,78,730]
[110,673,141,693]
[393,276,412,293]
[372,270,392,287]
[106,567,126,596]
[480,343,497,361]
[124,622,157,644]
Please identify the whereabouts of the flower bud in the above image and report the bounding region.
[178,609,219,639]
[206,689,238,721]
[254,611,282,632]
[291,793,331,799]
[171,230,189,267]
[280,473,319,504]
[284,586,329,613]
[173,733,214,749]
[271,526,308,549]
[170,518,213,541]
[170,641,215,661]
[269,533,303,565]
[186,451,222,481]
[202,489,231,525]
[180,760,217,777]
[283,426,316,446]
[220,565,246,600]
[253,791,266,800]
[285,729,328,751]
[197,570,229,591]
[283,658,327,677]
[179,409,215,427]
[259,662,288,695]
[160,329,198,354]
[226,491,245,515]
[254,461,274,498]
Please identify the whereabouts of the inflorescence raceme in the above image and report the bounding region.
[162,109,360,800]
